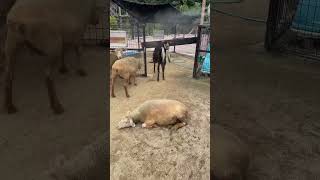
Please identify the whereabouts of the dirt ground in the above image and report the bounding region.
[110,53,210,180]
[0,46,107,180]
[214,0,320,179]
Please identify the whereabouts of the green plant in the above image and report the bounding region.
[110,16,118,29]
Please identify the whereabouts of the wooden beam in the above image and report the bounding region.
[141,37,197,48]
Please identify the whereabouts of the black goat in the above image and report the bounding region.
[152,41,170,81]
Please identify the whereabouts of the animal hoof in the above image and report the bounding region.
[7,105,18,114]
[53,105,64,114]
[134,83,137,86]
[128,82,132,85]
[59,67,69,74]
[126,95,130,98]
[77,69,87,77]
[111,95,116,98]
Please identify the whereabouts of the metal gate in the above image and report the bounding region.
[193,25,210,78]
[265,0,320,60]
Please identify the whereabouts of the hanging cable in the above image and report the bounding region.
[213,8,267,23]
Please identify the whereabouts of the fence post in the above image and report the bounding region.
[174,24,177,53]
[143,24,147,77]
[264,0,279,51]
[130,18,134,40]
[137,23,140,49]
[193,25,202,78]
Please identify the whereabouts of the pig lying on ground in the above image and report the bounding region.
[213,125,250,180]
[118,99,188,130]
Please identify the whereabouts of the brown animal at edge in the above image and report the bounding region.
[3,0,104,114]
[213,125,250,180]
[110,56,141,98]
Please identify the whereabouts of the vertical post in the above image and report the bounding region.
[137,23,140,50]
[131,19,134,40]
[264,0,278,51]
[200,0,207,25]
[143,24,147,77]
[193,25,202,78]
[174,24,177,53]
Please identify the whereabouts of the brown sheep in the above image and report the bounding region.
[3,0,104,114]
[110,57,141,98]
[109,48,124,68]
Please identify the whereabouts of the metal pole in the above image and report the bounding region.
[193,25,202,78]
[137,23,140,49]
[143,24,147,77]
[174,24,177,53]
[131,19,134,40]
[200,0,207,25]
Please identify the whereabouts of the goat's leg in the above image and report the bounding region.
[75,45,87,77]
[3,30,19,114]
[157,63,160,81]
[0,26,6,72]
[153,63,155,73]
[161,63,166,80]
[4,56,17,114]
[167,53,171,63]
[45,57,64,114]
[59,48,69,74]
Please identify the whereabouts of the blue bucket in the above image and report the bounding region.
[201,44,211,74]
[291,0,320,34]
[123,50,139,57]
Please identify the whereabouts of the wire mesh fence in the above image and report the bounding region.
[109,16,146,76]
[83,9,108,46]
[265,0,320,60]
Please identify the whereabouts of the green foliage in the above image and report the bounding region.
[110,16,117,29]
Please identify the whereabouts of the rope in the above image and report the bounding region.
[213,8,267,23]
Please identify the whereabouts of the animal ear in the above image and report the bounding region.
[130,119,136,127]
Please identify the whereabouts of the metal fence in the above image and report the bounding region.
[265,0,320,60]
[109,15,147,76]
[82,9,108,46]
[193,25,210,78]
[110,18,144,50]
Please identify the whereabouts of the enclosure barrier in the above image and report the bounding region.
[265,0,320,61]
[193,25,210,78]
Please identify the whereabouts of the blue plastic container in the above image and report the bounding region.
[123,50,139,57]
[201,44,211,74]
[291,0,320,33]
